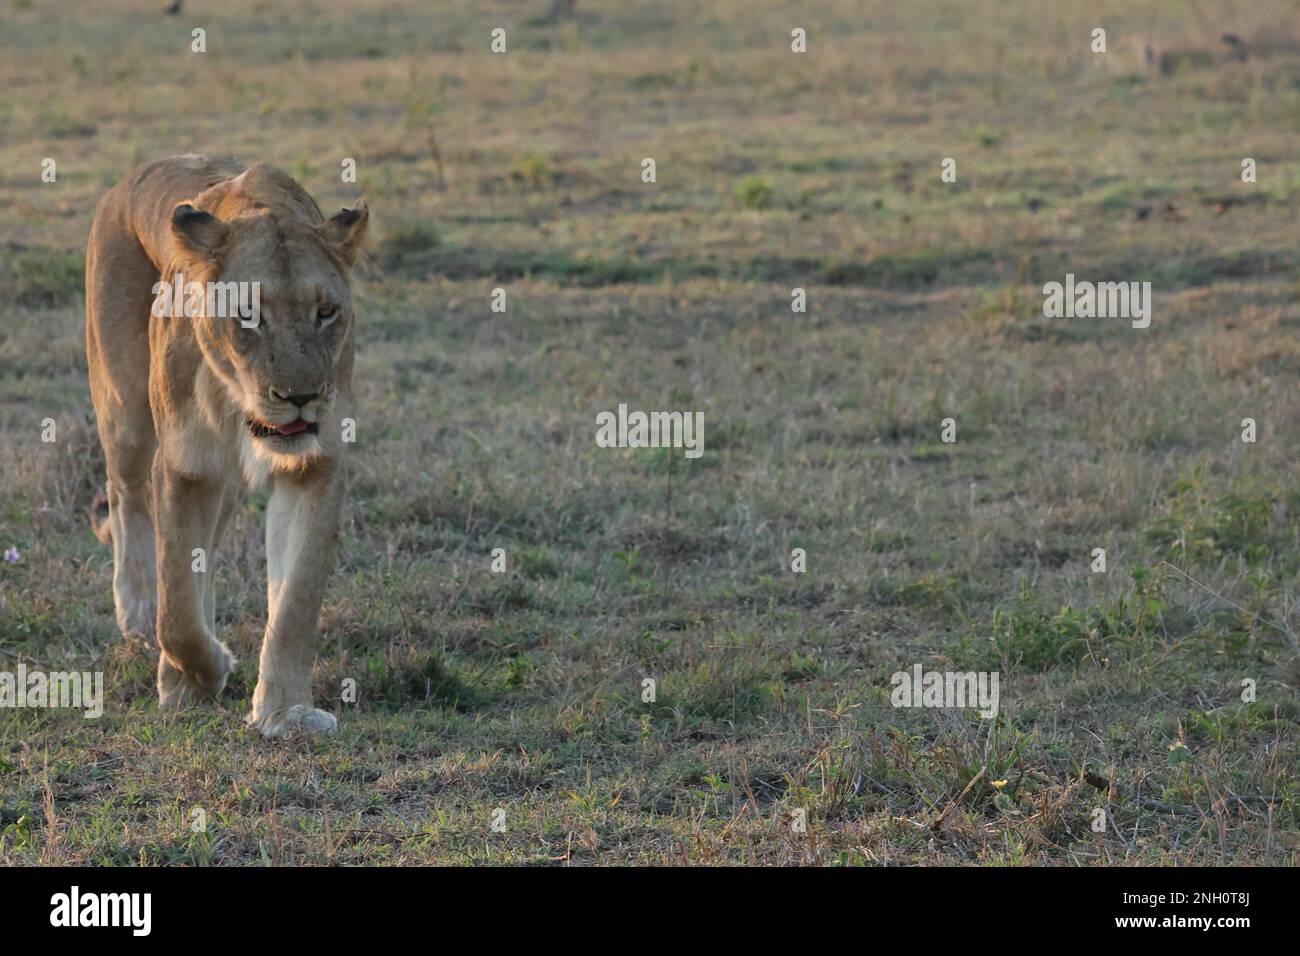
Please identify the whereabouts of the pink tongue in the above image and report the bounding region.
[276,419,310,435]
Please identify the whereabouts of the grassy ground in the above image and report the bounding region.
[1,0,1298,864]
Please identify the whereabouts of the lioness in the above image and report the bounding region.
[85,154,368,737]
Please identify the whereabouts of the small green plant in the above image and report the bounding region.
[1144,475,1292,570]
[733,174,774,210]
[511,151,556,190]
[989,575,1164,671]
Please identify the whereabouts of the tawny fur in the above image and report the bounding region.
[85,153,368,738]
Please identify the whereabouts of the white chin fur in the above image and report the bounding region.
[240,428,323,489]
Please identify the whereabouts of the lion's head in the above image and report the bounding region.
[166,196,368,470]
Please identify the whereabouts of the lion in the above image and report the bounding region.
[84,153,368,737]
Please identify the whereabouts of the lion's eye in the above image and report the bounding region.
[316,304,339,328]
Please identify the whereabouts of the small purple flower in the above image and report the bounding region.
[3,547,20,564]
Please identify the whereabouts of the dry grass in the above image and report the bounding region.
[0,0,1297,864]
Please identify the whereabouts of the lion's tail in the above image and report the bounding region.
[90,490,111,545]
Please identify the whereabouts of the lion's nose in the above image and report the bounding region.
[272,388,319,408]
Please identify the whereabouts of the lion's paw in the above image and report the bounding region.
[246,704,338,739]
[114,569,156,648]
[157,642,236,711]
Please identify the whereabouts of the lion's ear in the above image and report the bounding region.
[317,200,369,267]
[170,203,229,263]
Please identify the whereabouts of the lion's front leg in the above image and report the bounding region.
[152,458,238,709]
[246,461,343,738]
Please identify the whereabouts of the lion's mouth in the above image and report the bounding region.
[247,416,318,439]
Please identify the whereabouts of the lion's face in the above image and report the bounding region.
[169,201,367,466]
[214,217,353,454]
